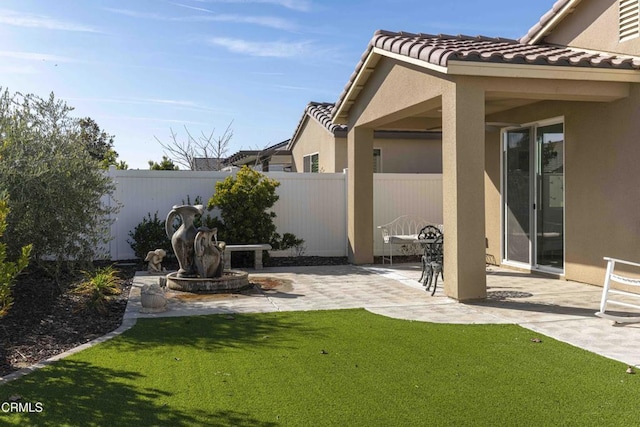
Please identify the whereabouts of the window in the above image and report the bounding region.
[373,148,382,173]
[303,153,319,173]
[620,0,639,41]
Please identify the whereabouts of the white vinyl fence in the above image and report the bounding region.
[106,168,442,260]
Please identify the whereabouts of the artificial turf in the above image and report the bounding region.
[0,309,637,426]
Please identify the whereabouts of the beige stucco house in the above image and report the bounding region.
[288,101,442,173]
[336,0,640,300]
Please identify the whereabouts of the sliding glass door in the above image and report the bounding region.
[536,123,564,269]
[504,128,532,264]
[503,121,564,272]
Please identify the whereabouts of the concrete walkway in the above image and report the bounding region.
[128,263,640,368]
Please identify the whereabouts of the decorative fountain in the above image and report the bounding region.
[164,204,250,293]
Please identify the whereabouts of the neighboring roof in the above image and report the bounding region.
[193,157,223,171]
[288,102,347,150]
[305,102,347,134]
[223,140,291,166]
[333,29,640,122]
[519,0,582,45]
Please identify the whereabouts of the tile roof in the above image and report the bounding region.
[371,30,640,69]
[223,139,290,166]
[304,102,346,134]
[333,29,640,121]
[288,102,346,149]
[519,0,580,45]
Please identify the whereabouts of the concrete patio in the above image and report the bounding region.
[128,263,640,368]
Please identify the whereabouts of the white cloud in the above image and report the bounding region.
[208,37,311,57]
[106,7,297,31]
[273,84,315,91]
[0,50,76,63]
[192,0,313,12]
[66,96,223,114]
[0,9,100,32]
[139,98,199,107]
[212,14,296,31]
[0,65,38,75]
[102,115,211,126]
[170,3,215,14]
[103,8,165,20]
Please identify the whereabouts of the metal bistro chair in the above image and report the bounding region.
[425,234,444,296]
[417,225,444,295]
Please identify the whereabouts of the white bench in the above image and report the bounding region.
[596,257,640,324]
[223,244,272,269]
[377,215,437,264]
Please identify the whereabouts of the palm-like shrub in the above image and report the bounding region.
[73,266,121,314]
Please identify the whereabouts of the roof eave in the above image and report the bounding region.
[447,60,640,82]
[288,107,312,150]
[333,49,381,125]
[520,0,583,45]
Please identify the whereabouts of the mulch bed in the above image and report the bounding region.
[0,263,138,378]
[0,256,359,378]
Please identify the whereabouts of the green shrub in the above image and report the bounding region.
[127,212,172,260]
[274,232,306,256]
[0,195,32,318]
[207,166,280,244]
[72,266,121,314]
[207,166,303,265]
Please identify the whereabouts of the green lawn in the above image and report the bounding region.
[0,309,637,426]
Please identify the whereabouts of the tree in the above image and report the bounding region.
[155,122,233,170]
[0,194,31,317]
[115,160,129,170]
[0,88,118,274]
[75,117,122,169]
[148,156,179,170]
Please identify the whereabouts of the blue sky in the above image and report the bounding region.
[1,0,556,169]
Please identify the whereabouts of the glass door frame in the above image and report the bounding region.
[501,117,565,274]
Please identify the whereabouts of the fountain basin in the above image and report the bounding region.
[166,270,250,293]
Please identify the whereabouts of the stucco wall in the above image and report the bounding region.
[290,117,337,172]
[486,87,640,286]
[484,128,502,266]
[335,136,347,172]
[292,109,443,174]
[375,137,442,173]
[348,57,449,129]
[545,0,640,56]
[333,136,443,173]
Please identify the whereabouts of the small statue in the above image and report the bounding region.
[144,249,167,274]
[194,228,225,278]
[140,283,167,313]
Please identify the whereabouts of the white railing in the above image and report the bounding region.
[106,168,443,260]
